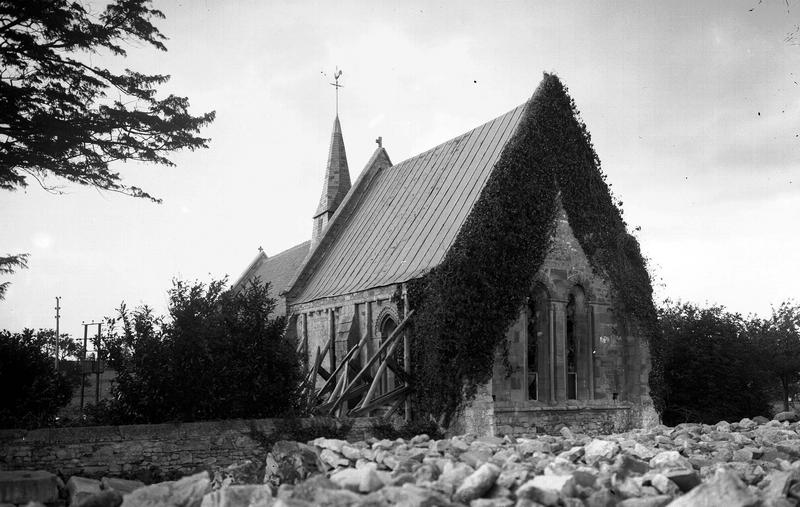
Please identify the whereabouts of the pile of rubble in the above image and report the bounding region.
[5,412,800,506]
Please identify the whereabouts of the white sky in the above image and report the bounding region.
[1,0,799,338]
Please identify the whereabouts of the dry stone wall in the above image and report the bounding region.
[0,418,376,479]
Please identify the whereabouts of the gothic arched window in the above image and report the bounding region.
[379,316,397,394]
[566,286,587,400]
[527,284,550,401]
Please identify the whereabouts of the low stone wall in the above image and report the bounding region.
[494,405,636,436]
[0,417,377,479]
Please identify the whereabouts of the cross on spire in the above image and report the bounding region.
[330,67,343,116]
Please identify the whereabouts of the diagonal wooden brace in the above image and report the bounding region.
[329,309,414,413]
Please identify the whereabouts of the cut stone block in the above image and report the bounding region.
[67,476,102,506]
[0,470,59,504]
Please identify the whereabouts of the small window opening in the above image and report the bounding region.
[566,293,578,400]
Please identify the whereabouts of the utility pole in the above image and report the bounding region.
[95,323,102,404]
[54,297,61,370]
[80,322,88,413]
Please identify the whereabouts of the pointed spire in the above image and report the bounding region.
[314,115,351,218]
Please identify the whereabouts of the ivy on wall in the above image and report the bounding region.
[407,74,659,427]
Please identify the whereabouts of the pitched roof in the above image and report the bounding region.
[234,241,310,314]
[314,116,351,218]
[288,102,528,305]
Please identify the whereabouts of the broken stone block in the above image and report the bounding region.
[67,477,102,506]
[439,461,474,488]
[199,484,272,507]
[289,474,339,503]
[649,451,692,470]
[517,474,576,501]
[584,487,618,507]
[617,495,671,507]
[761,469,800,499]
[101,477,145,496]
[74,490,124,507]
[774,411,798,423]
[664,469,701,492]
[310,438,346,453]
[339,444,361,461]
[120,471,210,507]
[776,441,800,459]
[264,441,325,487]
[363,484,450,506]
[329,465,384,493]
[0,470,59,504]
[319,449,349,470]
[667,468,757,507]
[453,463,500,503]
[584,439,620,465]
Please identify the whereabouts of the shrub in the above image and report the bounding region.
[658,301,771,425]
[102,277,304,423]
[0,329,73,428]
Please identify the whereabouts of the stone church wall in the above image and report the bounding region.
[289,206,656,435]
[290,286,402,389]
[477,206,656,436]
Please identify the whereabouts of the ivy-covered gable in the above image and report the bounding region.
[408,73,659,425]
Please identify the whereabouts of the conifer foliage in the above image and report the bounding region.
[0,0,214,201]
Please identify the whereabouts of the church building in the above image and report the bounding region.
[235,74,658,435]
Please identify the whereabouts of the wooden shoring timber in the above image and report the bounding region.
[349,385,411,417]
[305,346,321,391]
[301,345,332,406]
[385,357,411,385]
[383,393,407,420]
[316,382,370,415]
[329,309,415,414]
[315,327,371,403]
[359,325,405,410]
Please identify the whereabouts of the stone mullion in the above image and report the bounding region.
[588,303,596,401]
[552,300,568,403]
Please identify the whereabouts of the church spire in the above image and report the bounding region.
[311,69,352,247]
[314,115,351,219]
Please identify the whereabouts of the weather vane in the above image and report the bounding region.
[330,67,343,116]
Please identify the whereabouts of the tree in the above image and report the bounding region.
[0,253,28,300]
[658,301,771,425]
[102,277,304,424]
[0,0,214,298]
[752,301,800,412]
[0,328,74,428]
[0,0,214,201]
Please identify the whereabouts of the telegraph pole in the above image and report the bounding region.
[80,322,88,413]
[95,323,102,404]
[54,297,61,370]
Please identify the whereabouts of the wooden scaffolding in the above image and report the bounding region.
[300,309,415,418]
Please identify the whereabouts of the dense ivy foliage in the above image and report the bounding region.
[408,74,658,426]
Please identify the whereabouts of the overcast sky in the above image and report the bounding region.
[1,0,799,338]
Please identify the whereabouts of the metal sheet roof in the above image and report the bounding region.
[291,103,527,304]
[237,241,310,314]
